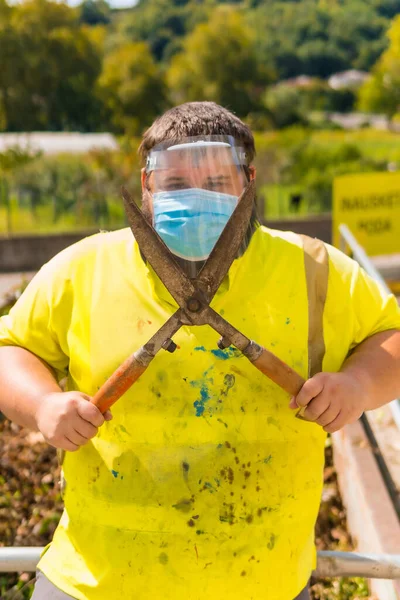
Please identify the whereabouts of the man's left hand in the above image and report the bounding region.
[289,372,370,433]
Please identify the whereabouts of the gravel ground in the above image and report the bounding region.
[0,273,35,303]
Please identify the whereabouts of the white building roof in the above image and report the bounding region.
[328,70,370,90]
[0,132,119,155]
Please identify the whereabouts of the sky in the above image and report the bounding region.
[9,0,139,7]
[68,0,138,7]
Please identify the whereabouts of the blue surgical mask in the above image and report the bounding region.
[152,188,238,261]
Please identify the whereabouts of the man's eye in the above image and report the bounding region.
[207,181,224,190]
[165,183,186,191]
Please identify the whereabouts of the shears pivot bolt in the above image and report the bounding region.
[217,336,231,350]
[162,338,177,353]
[186,297,201,312]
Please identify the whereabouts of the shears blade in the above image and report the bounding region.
[197,180,256,301]
[121,187,196,307]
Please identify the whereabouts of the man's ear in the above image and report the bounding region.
[249,166,256,181]
[142,169,154,193]
[141,168,146,191]
[141,169,154,222]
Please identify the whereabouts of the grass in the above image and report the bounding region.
[259,183,314,218]
[0,199,126,236]
[255,129,400,162]
[308,130,400,162]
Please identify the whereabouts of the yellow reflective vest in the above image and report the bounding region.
[1,226,399,600]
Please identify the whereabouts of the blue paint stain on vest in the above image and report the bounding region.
[190,366,214,417]
[111,470,119,478]
[211,347,242,360]
[194,346,241,360]
[193,386,211,416]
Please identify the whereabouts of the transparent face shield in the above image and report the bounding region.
[144,135,251,277]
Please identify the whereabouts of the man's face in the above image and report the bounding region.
[141,145,254,219]
[139,142,257,275]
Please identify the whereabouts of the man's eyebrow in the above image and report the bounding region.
[164,176,188,183]
[204,175,230,181]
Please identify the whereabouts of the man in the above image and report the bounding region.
[1,102,400,600]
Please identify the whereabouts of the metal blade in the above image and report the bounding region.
[196,180,256,301]
[121,187,196,307]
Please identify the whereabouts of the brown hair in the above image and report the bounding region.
[138,101,255,166]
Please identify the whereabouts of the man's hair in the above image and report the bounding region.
[138,101,255,165]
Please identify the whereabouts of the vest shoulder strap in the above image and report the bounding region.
[299,235,330,377]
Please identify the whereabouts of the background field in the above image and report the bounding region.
[2,128,400,235]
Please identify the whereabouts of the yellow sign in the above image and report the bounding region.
[333,172,400,255]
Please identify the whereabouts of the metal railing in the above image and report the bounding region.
[0,546,400,579]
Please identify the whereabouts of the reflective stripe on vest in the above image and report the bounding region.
[301,235,329,377]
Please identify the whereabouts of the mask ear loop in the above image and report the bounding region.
[141,181,154,226]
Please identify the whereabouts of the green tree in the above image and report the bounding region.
[0,0,103,131]
[98,41,166,134]
[358,15,400,124]
[247,1,388,80]
[263,85,307,129]
[79,0,111,26]
[372,0,400,18]
[0,2,25,131]
[114,0,213,62]
[167,8,272,116]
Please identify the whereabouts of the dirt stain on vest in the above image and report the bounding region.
[181,461,192,492]
[220,502,235,524]
[220,467,234,484]
[137,318,152,333]
[157,371,167,384]
[267,417,280,428]
[91,465,100,483]
[150,385,161,398]
[172,498,193,513]
[221,374,235,398]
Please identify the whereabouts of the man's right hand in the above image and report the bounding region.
[35,391,113,451]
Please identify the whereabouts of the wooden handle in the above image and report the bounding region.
[251,346,306,397]
[91,353,148,413]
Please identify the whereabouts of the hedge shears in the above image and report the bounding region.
[90,181,307,418]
